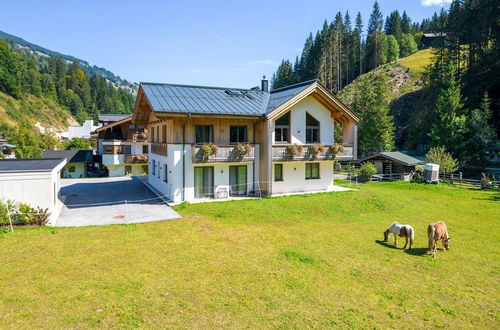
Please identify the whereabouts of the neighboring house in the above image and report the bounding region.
[421,33,446,48]
[0,158,66,225]
[132,77,359,203]
[68,120,101,139]
[0,139,17,158]
[94,116,149,177]
[358,151,424,174]
[43,150,93,178]
[98,114,130,126]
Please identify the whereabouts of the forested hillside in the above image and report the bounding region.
[273,0,498,168]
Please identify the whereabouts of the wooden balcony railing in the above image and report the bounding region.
[272,144,354,161]
[125,132,148,142]
[151,143,168,156]
[192,144,256,163]
[124,154,148,164]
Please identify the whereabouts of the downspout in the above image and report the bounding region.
[182,117,187,202]
[252,121,256,193]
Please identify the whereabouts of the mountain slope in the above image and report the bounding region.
[0,30,137,92]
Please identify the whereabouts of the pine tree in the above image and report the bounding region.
[401,11,411,33]
[354,12,364,76]
[366,1,386,70]
[384,11,402,42]
[271,60,297,89]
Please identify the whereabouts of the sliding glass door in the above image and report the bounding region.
[229,165,247,196]
[194,167,214,198]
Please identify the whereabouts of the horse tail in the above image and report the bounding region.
[409,226,415,243]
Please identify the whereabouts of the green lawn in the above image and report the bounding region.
[399,48,435,74]
[0,182,498,328]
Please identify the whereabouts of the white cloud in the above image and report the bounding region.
[421,0,452,7]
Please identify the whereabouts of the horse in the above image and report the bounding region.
[428,221,450,258]
[383,222,414,250]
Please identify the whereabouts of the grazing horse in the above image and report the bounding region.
[383,222,414,250]
[428,221,450,258]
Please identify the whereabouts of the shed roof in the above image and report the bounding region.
[43,150,93,163]
[0,158,66,173]
[359,151,424,166]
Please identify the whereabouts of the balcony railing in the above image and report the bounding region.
[151,143,168,156]
[125,154,148,164]
[272,144,354,161]
[192,144,256,163]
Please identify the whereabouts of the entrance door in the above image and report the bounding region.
[194,167,214,198]
[229,165,247,196]
[383,162,392,174]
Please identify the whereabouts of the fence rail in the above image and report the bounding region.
[439,173,500,188]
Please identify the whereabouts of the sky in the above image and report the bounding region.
[0,0,451,88]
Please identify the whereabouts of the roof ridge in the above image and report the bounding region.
[270,79,318,93]
[140,81,266,93]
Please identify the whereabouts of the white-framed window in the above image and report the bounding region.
[275,112,290,143]
[306,112,320,143]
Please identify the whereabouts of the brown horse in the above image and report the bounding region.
[428,221,450,257]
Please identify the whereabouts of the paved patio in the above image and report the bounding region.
[56,177,181,227]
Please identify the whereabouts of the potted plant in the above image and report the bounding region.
[330,143,345,157]
[309,143,326,158]
[234,143,253,160]
[286,144,303,159]
[200,143,218,162]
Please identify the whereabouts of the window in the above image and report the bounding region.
[138,125,144,133]
[158,163,160,178]
[230,126,247,143]
[305,163,320,180]
[125,165,132,175]
[195,125,213,143]
[274,164,283,181]
[104,145,113,154]
[129,124,135,134]
[124,145,132,155]
[68,165,76,173]
[152,160,156,176]
[306,112,320,143]
[162,125,167,143]
[164,164,168,183]
[275,112,290,143]
[141,165,148,175]
[142,145,148,154]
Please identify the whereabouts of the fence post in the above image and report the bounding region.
[459,172,463,186]
[451,173,454,185]
[7,205,13,233]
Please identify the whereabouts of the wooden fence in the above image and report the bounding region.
[439,173,500,188]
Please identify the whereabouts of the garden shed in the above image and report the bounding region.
[358,152,424,174]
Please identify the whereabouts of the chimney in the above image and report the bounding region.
[261,75,269,92]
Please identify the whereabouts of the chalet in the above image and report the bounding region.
[132,77,359,203]
[358,151,424,174]
[421,33,446,48]
[93,116,149,177]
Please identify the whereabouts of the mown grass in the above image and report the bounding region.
[399,48,435,74]
[0,182,498,328]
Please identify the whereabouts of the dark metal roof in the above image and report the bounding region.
[359,152,424,166]
[98,114,130,122]
[267,79,317,114]
[0,158,66,173]
[43,150,93,163]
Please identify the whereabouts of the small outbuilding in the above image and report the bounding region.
[43,150,93,178]
[358,151,424,174]
[0,158,66,225]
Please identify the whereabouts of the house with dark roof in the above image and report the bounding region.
[43,150,93,178]
[0,138,17,158]
[358,151,425,174]
[132,77,360,203]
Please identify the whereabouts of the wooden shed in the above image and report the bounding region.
[358,152,424,174]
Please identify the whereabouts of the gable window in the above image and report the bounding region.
[275,112,290,143]
[306,112,320,144]
[305,163,320,180]
[274,164,283,181]
[195,125,213,144]
[230,126,247,143]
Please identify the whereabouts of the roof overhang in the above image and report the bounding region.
[266,81,360,123]
[358,153,422,166]
[94,116,132,133]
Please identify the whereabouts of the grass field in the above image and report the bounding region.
[399,48,435,74]
[0,182,498,328]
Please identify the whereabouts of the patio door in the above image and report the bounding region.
[194,166,214,198]
[229,165,247,196]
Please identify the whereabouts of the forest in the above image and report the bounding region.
[272,0,498,168]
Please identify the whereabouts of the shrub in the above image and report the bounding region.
[360,162,377,181]
[0,199,49,227]
[425,147,459,174]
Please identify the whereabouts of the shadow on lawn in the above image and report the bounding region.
[375,240,428,256]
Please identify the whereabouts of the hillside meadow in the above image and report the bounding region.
[0,182,498,328]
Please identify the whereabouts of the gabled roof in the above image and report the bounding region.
[140,82,269,117]
[0,158,66,173]
[98,114,130,122]
[267,80,317,114]
[43,150,93,163]
[94,116,132,133]
[359,151,424,166]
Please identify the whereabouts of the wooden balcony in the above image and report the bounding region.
[124,132,148,142]
[124,154,148,164]
[151,143,168,156]
[192,144,256,163]
[272,144,354,161]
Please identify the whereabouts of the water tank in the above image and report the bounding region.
[424,163,440,183]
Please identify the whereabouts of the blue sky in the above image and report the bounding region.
[1,0,450,88]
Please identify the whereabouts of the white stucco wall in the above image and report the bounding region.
[272,96,335,145]
[271,161,335,195]
[63,162,85,178]
[0,162,65,225]
[68,120,101,139]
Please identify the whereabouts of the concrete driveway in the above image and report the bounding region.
[56,177,181,227]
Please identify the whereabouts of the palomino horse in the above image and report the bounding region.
[428,221,450,257]
[383,222,415,250]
